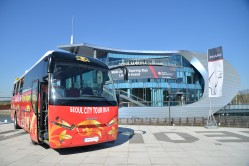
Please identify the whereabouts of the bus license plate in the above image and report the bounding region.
[84,137,99,143]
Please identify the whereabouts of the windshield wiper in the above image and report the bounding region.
[82,96,115,106]
[94,96,115,106]
[58,96,115,106]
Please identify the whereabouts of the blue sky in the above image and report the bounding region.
[0,0,249,97]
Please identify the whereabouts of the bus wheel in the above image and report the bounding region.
[14,113,21,129]
[31,139,37,145]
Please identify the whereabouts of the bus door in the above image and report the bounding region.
[30,80,39,143]
[39,81,48,142]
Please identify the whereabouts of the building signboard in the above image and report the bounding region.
[111,66,177,80]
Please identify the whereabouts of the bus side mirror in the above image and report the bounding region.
[116,93,120,106]
[48,57,54,73]
[123,68,128,80]
[110,66,128,81]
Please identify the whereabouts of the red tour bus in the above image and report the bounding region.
[11,51,120,148]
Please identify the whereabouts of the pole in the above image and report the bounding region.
[168,81,171,125]
[70,16,74,44]
[207,97,212,126]
[205,97,218,128]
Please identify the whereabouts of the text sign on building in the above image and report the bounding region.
[208,46,223,97]
[111,66,177,80]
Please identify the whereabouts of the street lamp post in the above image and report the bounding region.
[168,81,171,125]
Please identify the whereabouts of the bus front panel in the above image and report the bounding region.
[47,61,118,148]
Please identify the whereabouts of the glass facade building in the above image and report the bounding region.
[59,43,240,118]
[98,53,204,107]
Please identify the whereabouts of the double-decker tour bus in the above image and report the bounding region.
[11,51,119,148]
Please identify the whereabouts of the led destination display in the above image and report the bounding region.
[111,66,177,80]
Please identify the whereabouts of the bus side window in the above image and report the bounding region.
[19,77,24,94]
[15,81,20,95]
[13,83,17,96]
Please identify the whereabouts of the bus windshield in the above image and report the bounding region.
[50,61,116,102]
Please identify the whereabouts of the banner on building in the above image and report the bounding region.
[208,46,223,97]
[111,66,177,80]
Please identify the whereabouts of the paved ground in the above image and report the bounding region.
[0,122,249,166]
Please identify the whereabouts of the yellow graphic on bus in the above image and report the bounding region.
[76,56,90,62]
[26,105,30,112]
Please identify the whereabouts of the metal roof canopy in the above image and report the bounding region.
[58,43,178,58]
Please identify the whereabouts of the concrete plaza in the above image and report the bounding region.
[0,122,249,166]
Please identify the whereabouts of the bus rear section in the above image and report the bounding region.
[11,51,119,149]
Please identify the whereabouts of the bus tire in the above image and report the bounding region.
[14,113,21,129]
[31,139,37,145]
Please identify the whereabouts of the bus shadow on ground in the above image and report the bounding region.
[56,127,134,155]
